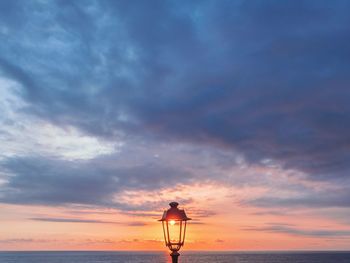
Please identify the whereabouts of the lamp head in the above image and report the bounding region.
[159,202,191,222]
[159,202,191,252]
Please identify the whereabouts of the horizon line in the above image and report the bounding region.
[0,252,350,253]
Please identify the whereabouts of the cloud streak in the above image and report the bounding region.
[29,217,116,224]
[29,217,147,226]
[243,223,350,238]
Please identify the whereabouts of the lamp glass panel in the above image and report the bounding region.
[162,221,168,245]
[168,219,182,244]
[181,221,187,244]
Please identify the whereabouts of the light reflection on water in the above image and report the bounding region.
[1,251,350,263]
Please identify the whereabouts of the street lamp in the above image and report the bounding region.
[159,202,191,263]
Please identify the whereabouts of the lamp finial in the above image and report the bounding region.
[169,202,179,208]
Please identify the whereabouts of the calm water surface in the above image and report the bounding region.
[1,251,350,263]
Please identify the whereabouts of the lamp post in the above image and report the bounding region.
[159,202,191,263]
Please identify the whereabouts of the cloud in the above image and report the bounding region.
[0,0,350,213]
[29,217,147,226]
[0,138,254,210]
[0,238,56,244]
[29,217,116,224]
[121,212,162,218]
[0,0,349,182]
[188,208,217,218]
[251,211,286,216]
[126,221,148,227]
[248,187,350,208]
[243,223,350,238]
[0,155,196,208]
[0,78,119,161]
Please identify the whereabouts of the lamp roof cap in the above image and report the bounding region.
[159,202,191,221]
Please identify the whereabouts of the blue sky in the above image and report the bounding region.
[1,0,350,250]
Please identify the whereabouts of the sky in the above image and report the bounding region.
[1,0,350,251]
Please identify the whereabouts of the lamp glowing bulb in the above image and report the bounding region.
[169,220,176,226]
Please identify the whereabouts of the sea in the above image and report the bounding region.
[1,251,350,263]
[0,251,350,263]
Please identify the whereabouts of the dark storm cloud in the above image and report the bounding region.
[1,0,350,207]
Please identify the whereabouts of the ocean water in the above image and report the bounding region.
[1,251,350,263]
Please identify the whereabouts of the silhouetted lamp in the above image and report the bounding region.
[159,202,191,263]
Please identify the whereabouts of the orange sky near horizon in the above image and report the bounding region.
[2,181,350,251]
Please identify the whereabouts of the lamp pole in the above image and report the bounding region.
[170,251,180,263]
[159,202,191,263]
